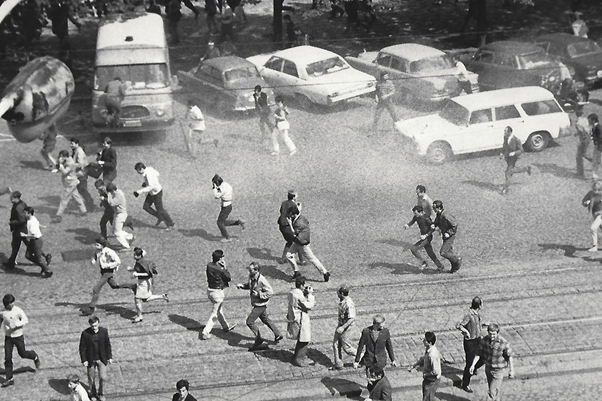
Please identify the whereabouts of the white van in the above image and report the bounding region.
[396,86,571,164]
[92,12,175,133]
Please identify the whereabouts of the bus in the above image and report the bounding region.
[92,12,175,133]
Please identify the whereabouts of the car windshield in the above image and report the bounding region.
[440,99,469,126]
[224,67,260,82]
[410,55,454,73]
[95,63,169,90]
[305,56,348,77]
[567,41,602,58]
[517,51,549,70]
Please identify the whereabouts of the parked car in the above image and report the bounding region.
[246,45,376,107]
[533,33,602,88]
[177,56,271,114]
[346,43,479,103]
[395,86,571,164]
[462,41,571,93]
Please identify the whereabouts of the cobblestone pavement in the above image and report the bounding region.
[2,50,602,401]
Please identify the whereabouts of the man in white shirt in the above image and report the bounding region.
[409,331,442,401]
[106,183,133,250]
[70,137,95,211]
[212,174,245,243]
[23,207,53,277]
[134,162,175,231]
[1,294,40,387]
[455,56,473,95]
[82,238,124,316]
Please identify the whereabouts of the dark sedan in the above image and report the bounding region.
[178,56,272,114]
[533,33,602,88]
[462,41,571,93]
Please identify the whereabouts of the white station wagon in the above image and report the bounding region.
[246,45,376,108]
[395,86,571,164]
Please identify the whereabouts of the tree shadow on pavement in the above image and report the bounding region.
[48,378,71,395]
[130,217,163,230]
[538,243,581,258]
[461,180,501,193]
[1,266,43,277]
[178,228,222,241]
[321,376,363,399]
[100,303,138,320]
[369,262,441,275]
[168,314,251,347]
[257,263,291,283]
[252,347,295,365]
[531,163,575,179]
[65,227,100,245]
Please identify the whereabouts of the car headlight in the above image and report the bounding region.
[597,70,602,78]
[548,75,556,82]
[156,108,165,117]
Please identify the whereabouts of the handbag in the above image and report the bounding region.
[277,120,290,130]
[287,320,300,340]
[85,162,103,179]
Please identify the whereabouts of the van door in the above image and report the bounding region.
[456,107,498,153]
[518,99,564,142]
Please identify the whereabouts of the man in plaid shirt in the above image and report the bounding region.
[469,323,514,401]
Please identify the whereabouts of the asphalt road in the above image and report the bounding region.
[1,81,602,400]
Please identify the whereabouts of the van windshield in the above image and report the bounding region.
[95,63,169,90]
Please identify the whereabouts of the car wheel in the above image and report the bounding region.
[525,131,550,152]
[426,141,453,164]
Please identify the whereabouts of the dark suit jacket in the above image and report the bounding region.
[79,327,112,365]
[368,375,393,401]
[99,147,117,175]
[502,134,523,161]
[355,326,395,369]
[172,393,198,401]
[593,123,602,151]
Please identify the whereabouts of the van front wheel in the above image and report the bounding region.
[525,132,550,152]
[426,142,453,164]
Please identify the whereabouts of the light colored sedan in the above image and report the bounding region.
[246,45,376,107]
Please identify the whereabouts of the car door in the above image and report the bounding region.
[280,59,303,98]
[261,56,285,92]
[389,55,413,95]
[194,64,220,103]
[467,50,497,90]
[492,104,524,149]
[455,107,497,153]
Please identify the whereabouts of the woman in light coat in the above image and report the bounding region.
[287,275,315,366]
[272,96,297,156]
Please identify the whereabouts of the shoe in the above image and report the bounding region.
[1,379,14,388]
[132,316,143,323]
[289,149,297,157]
[42,271,53,278]
[51,168,59,173]
[220,238,233,243]
[420,262,427,270]
[165,226,173,232]
[44,253,52,266]
[323,272,331,282]
[501,187,508,195]
[34,356,41,370]
[98,395,106,401]
[239,220,246,230]
[450,269,459,274]
[436,266,445,272]
[527,165,532,176]
[201,333,212,340]
[163,293,169,302]
[223,324,237,333]
[462,385,473,393]
[588,246,598,252]
[249,338,265,350]
[329,365,344,371]
[274,335,283,344]
[270,152,279,156]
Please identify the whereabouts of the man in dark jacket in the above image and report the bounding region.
[366,366,393,401]
[286,203,330,282]
[590,114,602,179]
[79,316,112,401]
[97,137,117,185]
[431,200,462,273]
[582,180,602,252]
[404,205,443,271]
[47,0,81,66]
[354,315,397,375]
[201,250,236,340]
[5,192,28,269]
[500,126,531,195]
[253,85,274,137]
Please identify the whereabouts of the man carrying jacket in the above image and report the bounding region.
[237,262,283,350]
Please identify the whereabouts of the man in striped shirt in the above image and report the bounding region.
[470,323,514,401]
[373,72,398,131]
